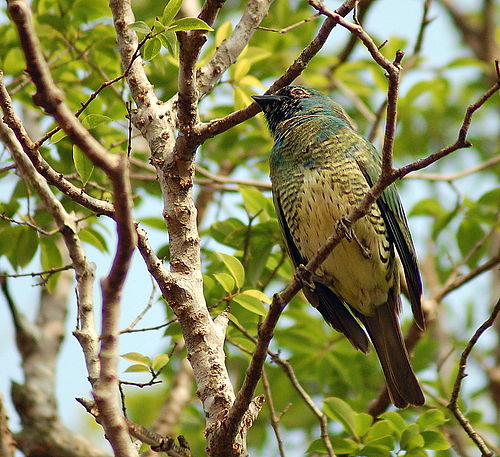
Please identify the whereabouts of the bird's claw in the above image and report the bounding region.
[337,217,353,241]
[294,264,315,292]
[337,217,371,259]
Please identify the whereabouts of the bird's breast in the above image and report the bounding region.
[280,164,396,316]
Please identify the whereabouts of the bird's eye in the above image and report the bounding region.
[290,88,309,98]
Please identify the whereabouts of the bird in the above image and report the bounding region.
[252,85,425,408]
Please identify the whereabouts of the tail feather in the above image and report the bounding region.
[359,289,425,408]
[308,282,370,354]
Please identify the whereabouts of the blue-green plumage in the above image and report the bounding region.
[253,86,425,408]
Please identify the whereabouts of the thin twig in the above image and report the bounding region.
[228,322,335,456]
[257,13,321,34]
[76,398,192,457]
[0,265,73,279]
[196,0,359,141]
[122,278,157,332]
[261,369,287,457]
[195,164,271,190]
[408,155,500,181]
[120,319,177,335]
[437,256,500,302]
[0,213,57,236]
[447,299,500,457]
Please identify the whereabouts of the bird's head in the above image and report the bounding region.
[252,85,354,136]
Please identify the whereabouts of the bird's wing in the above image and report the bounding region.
[354,140,424,330]
[273,191,370,352]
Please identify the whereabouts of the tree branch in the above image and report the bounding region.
[0,394,15,457]
[196,0,358,141]
[8,0,118,174]
[196,0,275,97]
[8,1,139,453]
[221,28,500,447]
[0,120,106,457]
[447,299,500,457]
[0,73,114,217]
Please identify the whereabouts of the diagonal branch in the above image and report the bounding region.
[8,1,139,454]
[196,0,358,141]
[220,48,500,451]
[0,73,114,217]
[0,116,105,457]
[8,0,117,174]
[447,299,500,457]
[196,0,275,97]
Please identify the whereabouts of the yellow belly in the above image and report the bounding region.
[294,169,394,315]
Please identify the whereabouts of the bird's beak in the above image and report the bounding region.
[252,94,284,109]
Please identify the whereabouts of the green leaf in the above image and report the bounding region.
[161,0,183,26]
[159,31,178,57]
[128,21,151,34]
[421,430,450,450]
[73,146,94,185]
[121,352,151,366]
[306,439,327,455]
[152,353,170,372]
[124,364,151,373]
[17,226,38,268]
[79,227,108,253]
[227,313,242,327]
[210,218,247,248]
[168,17,214,32]
[354,412,374,437]
[242,46,272,64]
[50,128,67,144]
[244,237,274,287]
[379,411,407,435]
[232,58,251,82]
[153,19,166,33]
[242,289,271,304]
[81,113,111,129]
[0,226,22,267]
[0,200,20,218]
[358,444,394,457]
[365,420,397,443]
[401,424,425,451]
[139,217,166,230]
[457,218,484,260]
[403,449,428,457]
[142,37,162,61]
[331,436,360,454]
[323,397,357,438]
[218,252,245,288]
[213,272,236,293]
[239,186,271,219]
[40,236,63,292]
[233,86,253,111]
[410,198,445,218]
[232,293,266,316]
[215,21,232,46]
[417,409,447,431]
[239,75,266,90]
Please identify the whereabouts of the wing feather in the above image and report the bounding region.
[354,139,424,330]
[273,192,370,352]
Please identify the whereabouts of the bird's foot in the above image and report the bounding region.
[354,235,372,259]
[337,217,371,259]
[337,217,353,241]
[294,264,315,292]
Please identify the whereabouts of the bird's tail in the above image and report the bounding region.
[359,289,425,408]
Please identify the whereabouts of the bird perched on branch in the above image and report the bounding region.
[252,85,425,408]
